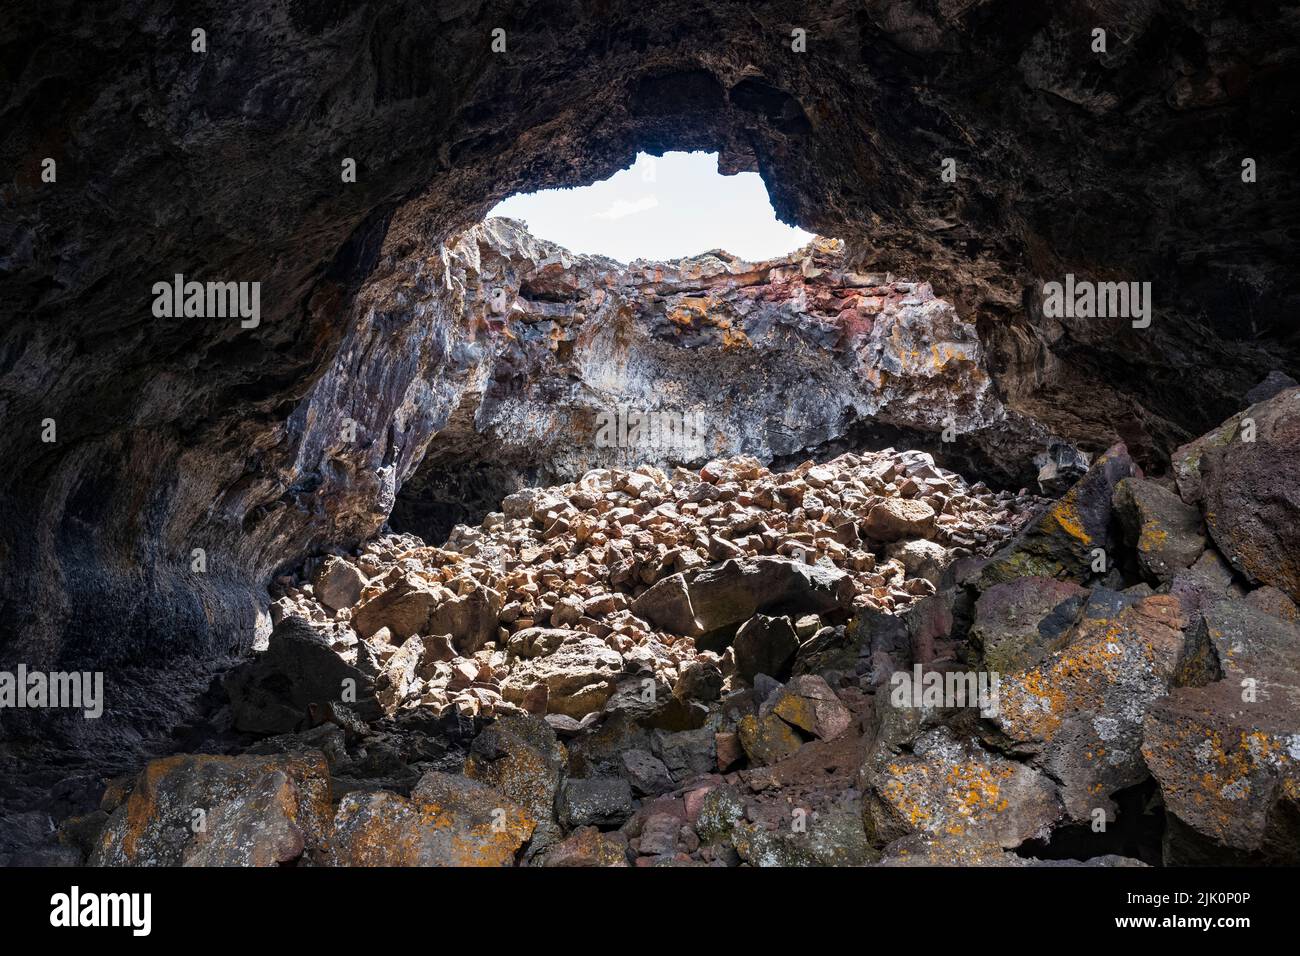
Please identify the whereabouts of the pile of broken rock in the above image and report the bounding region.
[55,388,1300,867]
[263,448,1037,724]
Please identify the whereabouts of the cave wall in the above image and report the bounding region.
[387,218,1039,544]
[1,0,1297,675]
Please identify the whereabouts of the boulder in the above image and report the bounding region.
[90,752,332,866]
[730,804,874,867]
[977,443,1138,586]
[223,618,382,734]
[1195,388,1300,601]
[1112,477,1206,584]
[861,726,1063,849]
[352,575,502,652]
[863,498,937,542]
[558,777,634,829]
[631,556,854,647]
[620,749,675,796]
[992,593,1187,821]
[673,658,723,702]
[769,675,853,741]
[732,614,800,683]
[428,584,505,654]
[499,636,624,718]
[1143,679,1299,864]
[970,576,1087,673]
[539,827,629,867]
[464,715,566,853]
[327,772,534,866]
[693,786,747,844]
[737,713,802,766]
[351,576,440,640]
[313,556,367,612]
[886,538,950,585]
[1169,548,1242,618]
[653,724,718,781]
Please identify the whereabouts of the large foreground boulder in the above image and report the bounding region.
[1141,598,1300,863]
[90,752,332,866]
[1143,681,1299,864]
[1176,387,1300,602]
[992,592,1187,821]
[861,726,1063,849]
[326,771,534,866]
[976,443,1138,586]
[464,715,567,854]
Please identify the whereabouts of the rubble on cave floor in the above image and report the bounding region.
[264,448,1043,724]
[39,387,1300,868]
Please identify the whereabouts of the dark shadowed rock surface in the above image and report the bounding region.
[223,618,382,734]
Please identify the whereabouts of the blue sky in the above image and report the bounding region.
[487,151,815,264]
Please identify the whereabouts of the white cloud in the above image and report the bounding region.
[593,195,659,221]
[488,151,816,263]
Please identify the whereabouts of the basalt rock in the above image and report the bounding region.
[970,577,1088,674]
[633,556,856,648]
[976,444,1139,587]
[1190,388,1300,602]
[90,752,332,867]
[1112,478,1207,585]
[223,618,382,734]
[326,773,535,867]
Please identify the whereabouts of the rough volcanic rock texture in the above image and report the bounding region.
[388,220,1027,543]
[2,0,1298,687]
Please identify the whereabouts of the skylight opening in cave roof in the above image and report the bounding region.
[486,150,816,264]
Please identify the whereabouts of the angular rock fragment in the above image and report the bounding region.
[862,727,1063,849]
[737,713,802,766]
[970,576,1087,673]
[499,636,624,718]
[313,556,367,612]
[91,752,332,867]
[558,777,634,829]
[732,614,800,683]
[864,498,937,542]
[977,443,1138,586]
[1194,387,1300,601]
[223,618,382,734]
[328,772,533,866]
[769,675,853,741]
[632,556,855,646]
[539,827,629,867]
[1112,477,1206,584]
